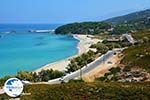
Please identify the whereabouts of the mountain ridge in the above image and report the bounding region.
[104,8,150,25]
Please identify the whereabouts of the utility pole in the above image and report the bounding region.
[103,54,105,65]
[103,49,105,65]
[80,60,87,80]
[80,68,82,80]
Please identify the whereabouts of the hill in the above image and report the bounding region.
[121,30,150,72]
[96,29,150,82]
[55,22,112,34]
[105,9,150,30]
[55,9,150,35]
[105,9,150,24]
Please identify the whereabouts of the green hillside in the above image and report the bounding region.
[1,82,150,100]
[121,30,150,72]
[55,22,111,34]
[105,9,150,24]
[55,9,150,35]
[97,29,150,82]
[105,9,150,30]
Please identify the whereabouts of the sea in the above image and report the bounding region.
[0,24,79,77]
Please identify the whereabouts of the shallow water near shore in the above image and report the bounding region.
[0,24,78,77]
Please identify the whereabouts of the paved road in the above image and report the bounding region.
[48,50,119,84]
[123,34,136,44]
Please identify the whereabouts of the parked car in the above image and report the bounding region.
[107,61,113,64]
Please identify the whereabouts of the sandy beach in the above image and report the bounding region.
[34,34,100,73]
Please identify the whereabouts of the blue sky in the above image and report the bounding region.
[0,0,150,24]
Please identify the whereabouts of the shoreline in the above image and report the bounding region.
[34,34,100,73]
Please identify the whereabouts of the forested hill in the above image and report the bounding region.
[55,22,111,34]
[105,9,150,25]
[55,9,150,34]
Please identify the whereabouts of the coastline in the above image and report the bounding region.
[34,34,100,73]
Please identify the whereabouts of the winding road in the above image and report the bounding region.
[48,49,121,84]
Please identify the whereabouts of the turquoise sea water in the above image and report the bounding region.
[0,24,78,77]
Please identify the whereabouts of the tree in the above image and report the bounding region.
[16,71,33,81]
[112,24,129,34]
[66,50,96,73]
[0,76,11,88]
[55,22,112,34]
[143,36,149,43]
[37,69,64,81]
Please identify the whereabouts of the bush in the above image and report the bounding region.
[109,67,121,75]
[10,82,150,100]
[0,69,65,84]
[0,76,12,88]
[90,43,109,54]
[121,43,150,72]
[68,79,84,83]
[96,67,121,82]
[16,71,33,81]
[66,50,96,73]
[96,76,107,81]
[35,69,64,82]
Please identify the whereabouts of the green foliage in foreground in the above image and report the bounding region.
[0,76,12,88]
[0,69,64,87]
[32,69,64,82]
[1,82,150,100]
[16,69,64,82]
